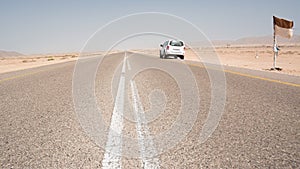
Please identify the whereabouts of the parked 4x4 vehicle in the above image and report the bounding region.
[159,40,185,60]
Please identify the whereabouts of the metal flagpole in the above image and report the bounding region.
[273,16,277,70]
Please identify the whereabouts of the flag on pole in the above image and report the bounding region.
[273,16,294,39]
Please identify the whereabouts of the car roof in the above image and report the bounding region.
[167,39,184,42]
[167,40,185,44]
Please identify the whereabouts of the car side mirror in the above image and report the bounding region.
[160,44,163,47]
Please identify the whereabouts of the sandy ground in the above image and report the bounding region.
[0,46,299,76]
[0,51,119,74]
[0,54,78,74]
[133,45,300,76]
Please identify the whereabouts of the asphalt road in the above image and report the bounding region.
[1,52,299,168]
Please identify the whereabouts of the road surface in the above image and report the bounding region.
[1,52,299,168]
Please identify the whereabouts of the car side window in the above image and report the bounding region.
[163,41,168,47]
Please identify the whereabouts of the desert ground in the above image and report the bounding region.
[0,51,116,74]
[134,45,300,76]
[1,45,300,76]
[0,53,78,74]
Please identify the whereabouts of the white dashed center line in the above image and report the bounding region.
[126,57,131,71]
[102,54,127,169]
[130,79,160,169]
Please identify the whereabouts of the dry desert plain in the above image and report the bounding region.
[0,45,300,76]
[134,45,300,76]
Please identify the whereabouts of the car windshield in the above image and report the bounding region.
[169,40,183,46]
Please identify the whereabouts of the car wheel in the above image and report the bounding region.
[180,55,184,60]
[163,51,166,59]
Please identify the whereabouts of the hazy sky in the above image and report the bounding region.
[0,0,299,54]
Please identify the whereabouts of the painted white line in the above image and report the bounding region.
[130,80,160,169]
[102,55,127,169]
[126,59,131,71]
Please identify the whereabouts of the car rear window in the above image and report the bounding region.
[169,40,184,46]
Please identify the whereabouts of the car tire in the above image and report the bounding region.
[179,55,184,60]
[163,51,166,59]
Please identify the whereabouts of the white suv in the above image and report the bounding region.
[159,40,185,59]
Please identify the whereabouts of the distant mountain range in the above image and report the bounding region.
[0,50,23,57]
[190,34,300,47]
